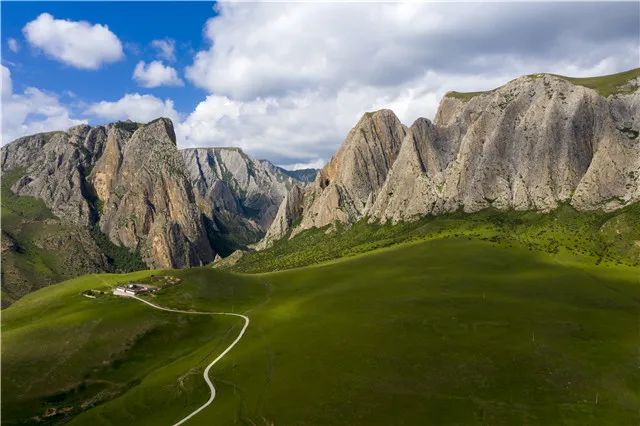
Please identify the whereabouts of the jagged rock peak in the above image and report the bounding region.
[257,184,305,249]
[262,109,407,241]
[260,69,640,248]
[1,117,214,269]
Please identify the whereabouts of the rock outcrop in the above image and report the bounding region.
[2,119,214,268]
[371,74,640,222]
[1,118,311,269]
[2,125,107,225]
[92,119,213,268]
[261,70,640,245]
[297,109,406,232]
[180,147,300,251]
[257,184,305,249]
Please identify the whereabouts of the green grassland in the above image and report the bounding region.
[232,204,640,273]
[556,67,640,97]
[3,234,639,424]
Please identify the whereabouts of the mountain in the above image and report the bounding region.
[280,168,319,184]
[2,119,213,269]
[261,69,640,247]
[180,147,300,253]
[1,120,305,302]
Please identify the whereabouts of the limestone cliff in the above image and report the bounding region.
[2,119,214,269]
[261,69,640,245]
[92,119,213,268]
[180,147,299,251]
[371,73,640,222]
[295,109,405,233]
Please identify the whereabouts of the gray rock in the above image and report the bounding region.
[180,147,299,244]
[261,73,640,247]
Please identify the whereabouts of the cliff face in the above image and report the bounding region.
[180,147,300,251]
[262,71,640,246]
[371,74,639,222]
[2,119,214,269]
[298,109,405,231]
[1,118,310,268]
[2,124,107,225]
[92,119,213,268]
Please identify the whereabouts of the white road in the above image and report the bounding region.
[129,295,250,426]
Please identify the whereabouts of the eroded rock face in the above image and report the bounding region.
[261,73,639,246]
[371,75,640,222]
[2,119,214,269]
[180,147,299,247]
[258,184,305,249]
[291,109,406,236]
[2,125,107,225]
[94,119,213,268]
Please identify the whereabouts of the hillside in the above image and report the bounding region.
[261,68,640,248]
[2,237,639,424]
[237,203,640,274]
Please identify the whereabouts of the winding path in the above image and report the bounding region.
[129,295,250,426]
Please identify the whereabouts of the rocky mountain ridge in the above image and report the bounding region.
[261,69,640,248]
[1,119,306,270]
[181,147,301,253]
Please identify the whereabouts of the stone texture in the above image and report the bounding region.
[371,74,640,222]
[93,119,213,268]
[261,74,639,247]
[181,147,299,247]
[2,119,214,269]
[2,125,107,225]
[258,184,305,249]
[292,109,406,236]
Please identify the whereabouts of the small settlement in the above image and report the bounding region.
[113,283,158,297]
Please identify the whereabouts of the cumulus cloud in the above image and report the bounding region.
[179,2,639,164]
[23,13,123,69]
[86,93,180,124]
[151,38,176,62]
[133,61,183,88]
[1,65,86,144]
[7,38,19,53]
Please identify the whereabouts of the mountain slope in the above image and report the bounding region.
[181,147,299,253]
[2,119,213,269]
[372,71,640,222]
[261,109,406,247]
[2,238,638,424]
[262,69,640,246]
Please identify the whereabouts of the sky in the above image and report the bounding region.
[1,1,639,169]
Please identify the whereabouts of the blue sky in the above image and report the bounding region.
[2,2,638,168]
[2,1,213,113]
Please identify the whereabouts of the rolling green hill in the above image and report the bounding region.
[232,204,640,274]
[3,235,639,424]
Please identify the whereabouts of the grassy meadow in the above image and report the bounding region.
[2,234,639,425]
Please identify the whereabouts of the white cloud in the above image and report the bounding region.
[86,93,180,124]
[2,65,12,98]
[151,39,176,62]
[23,13,123,69]
[1,65,86,144]
[133,61,183,88]
[7,38,19,53]
[180,3,638,165]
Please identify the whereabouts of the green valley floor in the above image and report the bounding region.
[2,237,639,425]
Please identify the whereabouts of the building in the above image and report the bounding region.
[112,283,157,297]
